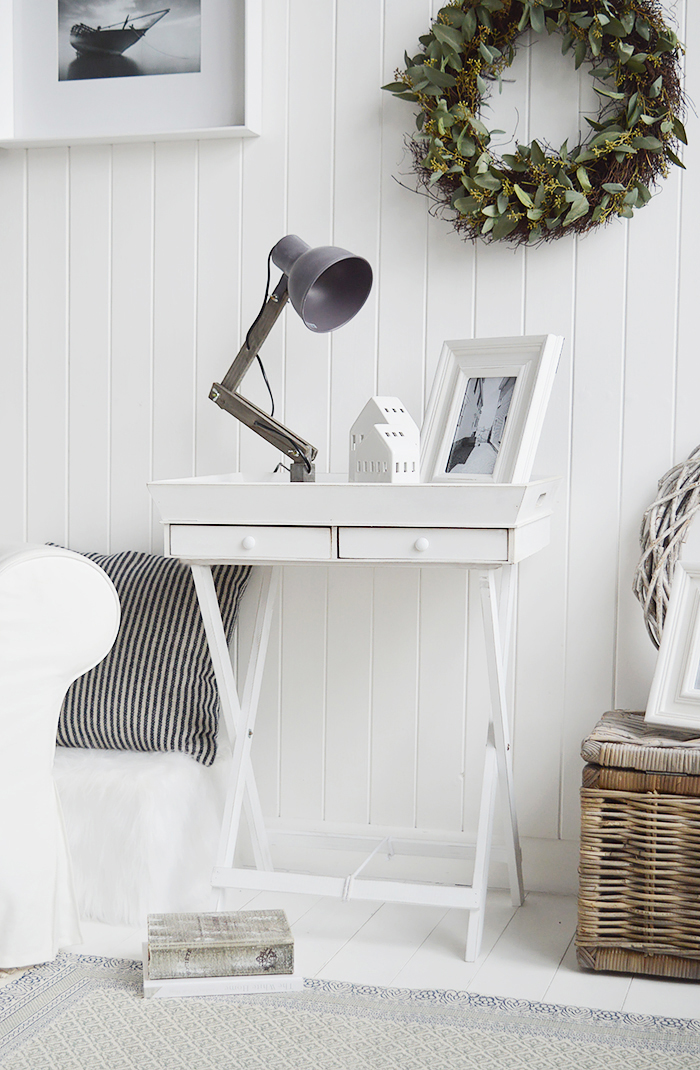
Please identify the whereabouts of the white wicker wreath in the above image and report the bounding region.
[634,445,700,649]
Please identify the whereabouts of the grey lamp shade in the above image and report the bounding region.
[271,234,372,333]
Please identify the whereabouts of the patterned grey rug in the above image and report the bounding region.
[0,954,699,1069]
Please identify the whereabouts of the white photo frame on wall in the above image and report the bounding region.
[646,563,700,730]
[420,335,563,484]
[0,0,261,146]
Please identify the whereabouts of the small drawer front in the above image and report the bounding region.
[337,527,508,563]
[169,525,332,562]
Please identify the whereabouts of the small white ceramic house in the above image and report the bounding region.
[348,397,420,483]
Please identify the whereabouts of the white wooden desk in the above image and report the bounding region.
[148,472,558,960]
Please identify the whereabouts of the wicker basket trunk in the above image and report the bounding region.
[576,710,700,980]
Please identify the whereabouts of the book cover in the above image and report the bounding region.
[147,909,294,980]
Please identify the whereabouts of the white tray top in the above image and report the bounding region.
[148,473,560,530]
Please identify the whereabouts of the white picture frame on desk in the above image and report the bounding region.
[420,335,563,484]
[0,0,261,146]
[646,563,700,730]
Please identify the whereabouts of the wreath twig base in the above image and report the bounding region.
[634,447,700,650]
[383,0,686,246]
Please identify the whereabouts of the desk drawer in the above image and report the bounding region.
[337,527,508,563]
[169,525,332,562]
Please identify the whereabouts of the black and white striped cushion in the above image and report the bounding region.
[57,550,251,766]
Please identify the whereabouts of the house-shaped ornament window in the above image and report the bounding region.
[348,397,420,483]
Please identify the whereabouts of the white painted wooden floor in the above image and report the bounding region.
[63,891,699,1021]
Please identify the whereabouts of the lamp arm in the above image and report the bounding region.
[220,276,290,393]
[210,272,317,477]
[209,382,317,467]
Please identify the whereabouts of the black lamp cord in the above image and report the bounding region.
[243,251,312,474]
[245,249,276,419]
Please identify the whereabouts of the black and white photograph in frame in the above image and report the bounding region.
[420,336,563,485]
[4,0,253,143]
[446,376,516,477]
[58,1,201,81]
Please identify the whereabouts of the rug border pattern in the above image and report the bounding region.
[0,953,698,1065]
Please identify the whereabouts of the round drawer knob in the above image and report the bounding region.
[242,536,256,551]
[414,537,430,553]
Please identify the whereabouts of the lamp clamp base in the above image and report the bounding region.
[290,461,316,482]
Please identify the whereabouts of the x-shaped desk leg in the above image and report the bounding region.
[194,559,522,960]
[466,565,524,961]
[190,564,280,885]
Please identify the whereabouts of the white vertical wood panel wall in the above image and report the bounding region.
[1,1,695,881]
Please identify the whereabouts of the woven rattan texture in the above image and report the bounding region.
[582,763,700,796]
[580,710,700,774]
[634,444,700,649]
[577,785,700,978]
[576,946,700,980]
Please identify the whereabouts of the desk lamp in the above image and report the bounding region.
[210,234,372,482]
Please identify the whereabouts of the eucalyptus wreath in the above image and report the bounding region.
[382,0,686,245]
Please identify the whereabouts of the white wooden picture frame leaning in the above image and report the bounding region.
[646,563,700,731]
[420,335,563,484]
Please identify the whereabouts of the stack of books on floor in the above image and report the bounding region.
[142,909,303,998]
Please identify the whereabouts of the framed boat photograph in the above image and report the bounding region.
[420,335,563,485]
[0,0,261,145]
[58,5,197,83]
[645,563,700,731]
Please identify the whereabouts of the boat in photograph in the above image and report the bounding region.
[70,9,170,57]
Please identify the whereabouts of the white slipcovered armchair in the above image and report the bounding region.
[0,544,120,967]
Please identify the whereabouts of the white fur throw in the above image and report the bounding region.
[53,745,232,926]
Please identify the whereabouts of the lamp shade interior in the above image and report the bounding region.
[294,255,373,332]
[271,235,373,333]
